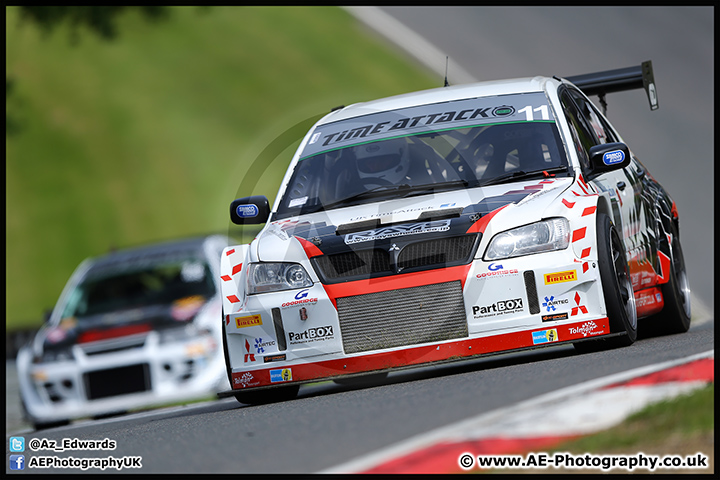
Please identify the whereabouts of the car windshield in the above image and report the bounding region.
[60,253,216,321]
[276,93,569,218]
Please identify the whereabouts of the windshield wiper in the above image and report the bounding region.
[305,184,414,214]
[398,179,469,197]
[479,166,570,187]
[302,179,471,215]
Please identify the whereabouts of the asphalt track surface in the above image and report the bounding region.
[6,6,713,474]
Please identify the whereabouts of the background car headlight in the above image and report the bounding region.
[37,348,74,363]
[247,262,313,294]
[484,218,570,260]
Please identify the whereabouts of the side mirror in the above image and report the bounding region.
[230,195,270,225]
[588,142,631,176]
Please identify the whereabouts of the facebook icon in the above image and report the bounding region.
[9,455,25,470]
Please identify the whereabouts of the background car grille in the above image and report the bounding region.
[83,363,151,400]
[336,281,468,354]
[80,336,147,356]
[313,234,478,282]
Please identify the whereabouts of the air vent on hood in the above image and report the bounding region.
[417,207,464,221]
[335,219,381,236]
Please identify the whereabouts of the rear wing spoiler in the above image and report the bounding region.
[564,60,658,115]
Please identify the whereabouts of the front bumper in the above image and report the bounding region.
[224,249,615,392]
[18,330,227,425]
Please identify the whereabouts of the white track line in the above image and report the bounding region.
[343,6,477,85]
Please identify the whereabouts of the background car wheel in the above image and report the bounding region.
[574,213,637,352]
[20,396,69,430]
[333,371,388,387]
[644,222,691,336]
[232,385,300,405]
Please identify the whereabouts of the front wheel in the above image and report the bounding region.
[574,213,636,352]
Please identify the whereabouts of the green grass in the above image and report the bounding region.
[553,383,714,453]
[6,6,438,329]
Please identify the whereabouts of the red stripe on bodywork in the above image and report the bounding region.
[572,227,586,242]
[232,263,243,276]
[78,324,151,343]
[296,237,324,258]
[221,275,232,282]
[226,249,235,256]
[656,251,671,284]
[231,317,611,390]
[466,205,508,234]
[581,206,597,216]
[633,287,664,318]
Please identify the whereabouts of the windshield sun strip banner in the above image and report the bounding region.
[300,92,553,159]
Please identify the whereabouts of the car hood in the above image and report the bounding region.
[35,295,211,354]
[258,177,573,261]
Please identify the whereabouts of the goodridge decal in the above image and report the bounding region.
[544,270,577,285]
[345,220,450,245]
[476,263,519,279]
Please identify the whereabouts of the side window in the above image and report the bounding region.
[569,89,618,144]
[559,90,595,173]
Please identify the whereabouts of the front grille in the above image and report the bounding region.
[81,336,147,356]
[83,363,151,400]
[336,281,468,354]
[313,234,478,282]
[314,249,390,279]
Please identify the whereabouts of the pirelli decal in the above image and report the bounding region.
[235,314,262,328]
[544,270,577,285]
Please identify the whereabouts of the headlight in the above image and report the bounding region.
[484,218,570,260]
[247,262,313,294]
[158,324,196,344]
[38,348,74,363]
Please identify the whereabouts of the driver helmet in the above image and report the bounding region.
[355,138,411,185]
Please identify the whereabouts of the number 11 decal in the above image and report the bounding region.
[518,105,550,121]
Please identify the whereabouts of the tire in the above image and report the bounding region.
[574,213,637,352]
[333,372,388,387]
[232,385,300,405]
[20,396,70,430]
[645,222,691,335]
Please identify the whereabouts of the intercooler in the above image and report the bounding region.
[336,280,468,354]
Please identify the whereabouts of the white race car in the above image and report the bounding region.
[17,235,232,429]
[220,62,691,404]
